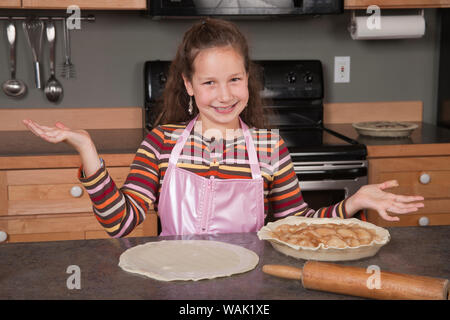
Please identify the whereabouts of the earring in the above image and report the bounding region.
[188,96,193,115]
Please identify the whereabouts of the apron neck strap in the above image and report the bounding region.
[239,118,261,179]
[169,115,261,179]
[168,115,198,165]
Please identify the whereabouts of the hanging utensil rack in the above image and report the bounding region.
[0,15,95,22]
[0,14,95,101]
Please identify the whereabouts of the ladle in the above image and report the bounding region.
[2,20,27,98]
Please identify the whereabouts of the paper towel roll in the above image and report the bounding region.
[350,15,425,40]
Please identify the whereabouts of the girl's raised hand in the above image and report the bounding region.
[22,119,93,153]
[345,180,425,222]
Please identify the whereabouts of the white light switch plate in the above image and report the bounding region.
[334,56,350,83]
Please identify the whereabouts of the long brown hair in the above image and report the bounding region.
[153,18,270,129]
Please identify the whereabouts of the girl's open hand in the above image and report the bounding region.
[22,119,93,153]
[346,180,425,222]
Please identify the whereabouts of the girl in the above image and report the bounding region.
[23,18,424,237]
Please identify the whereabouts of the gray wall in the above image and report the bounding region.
[0,9,441,124]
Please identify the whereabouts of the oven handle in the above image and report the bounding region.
[293,160,367,172]
[298,176,368,198]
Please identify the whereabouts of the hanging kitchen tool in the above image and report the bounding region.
[44,19,63,103]
[60,17,75,79]
[22,17,44,89]
[2,19,27,98]
[263,262,449,300]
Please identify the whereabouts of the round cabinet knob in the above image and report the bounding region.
[0,230,7,242]
[70,186,83,198]
[418,216,429,227]
[419,173,431,185]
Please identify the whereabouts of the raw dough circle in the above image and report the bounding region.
[118,240,259,281]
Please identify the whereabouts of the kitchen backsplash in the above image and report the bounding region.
[0,9,441,124]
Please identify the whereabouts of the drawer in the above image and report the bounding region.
[1,212,101,234]
[1,167,130,216]
[0,211,158,243]
[377,171,450,199]
[369,156,450,199]
[367,210,450,227]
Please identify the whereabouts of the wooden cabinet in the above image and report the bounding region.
[324,102,450,227]
[366,155,450,227]
[1,0,146,10]
[345,0,450,9]
[5,1,450,10]
[0,156,158,243]
[0,0,21,8]
[0,107,154,243]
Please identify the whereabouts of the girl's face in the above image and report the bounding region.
[183,46,249,136]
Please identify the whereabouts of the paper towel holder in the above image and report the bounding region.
[348,8,425,36]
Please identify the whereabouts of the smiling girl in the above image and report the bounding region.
[23,18,424,237]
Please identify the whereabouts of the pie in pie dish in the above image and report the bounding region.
[257,216,390,261]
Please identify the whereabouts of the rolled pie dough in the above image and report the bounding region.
[118,240,259,281]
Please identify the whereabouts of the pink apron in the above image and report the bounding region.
[158,115,265,236]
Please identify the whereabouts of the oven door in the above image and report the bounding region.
[294,160,368,210]
[299,177,368,210]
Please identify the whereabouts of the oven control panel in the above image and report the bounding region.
[257,60,323,100]
[144,60,324,103]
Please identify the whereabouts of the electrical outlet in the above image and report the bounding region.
[334,56,350,83]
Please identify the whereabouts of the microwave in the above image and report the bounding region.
[147,0,344,18]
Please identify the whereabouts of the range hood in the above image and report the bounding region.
[147,0,344,18]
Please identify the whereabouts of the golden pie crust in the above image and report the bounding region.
[257,216,390,261]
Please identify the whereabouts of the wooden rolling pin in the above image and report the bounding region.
[263,261,449,300]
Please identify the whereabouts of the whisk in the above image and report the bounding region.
[22,17,44,88]
[59,17,76,79]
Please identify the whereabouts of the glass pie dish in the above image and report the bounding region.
[352,121,418,138]
[257,216,390,261]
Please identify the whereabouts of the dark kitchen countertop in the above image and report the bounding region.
[0,226,448,300]
[3,123,449,158]
[325,122,450,146]
[0,128,145,157]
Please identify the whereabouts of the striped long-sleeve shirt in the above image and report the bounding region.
[78,124,348,238]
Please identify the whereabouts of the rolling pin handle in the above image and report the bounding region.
[262,265,303,280]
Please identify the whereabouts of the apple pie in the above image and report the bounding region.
[257,216,390,261]
[271,222,382,249]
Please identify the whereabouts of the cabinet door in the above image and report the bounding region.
[345,0,450,9]
[0,0,21,8]
[22,0,146,10]
[367,156,450,227]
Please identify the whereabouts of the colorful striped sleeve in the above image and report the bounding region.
[268,135,348,220]
[78,128,162,238]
